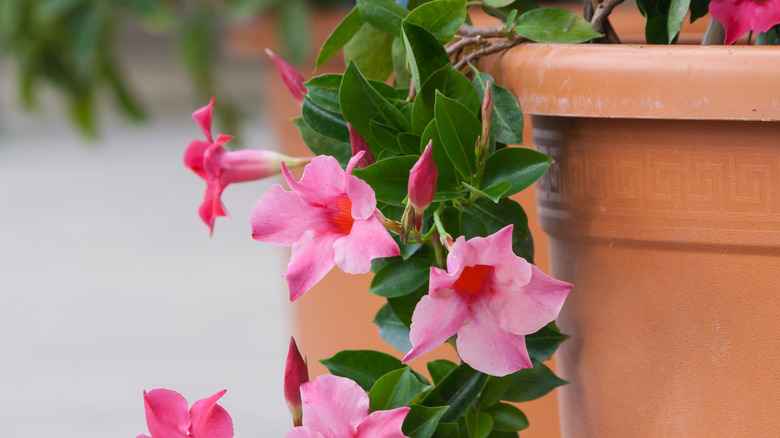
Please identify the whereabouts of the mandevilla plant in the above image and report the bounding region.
[137,0,780,437]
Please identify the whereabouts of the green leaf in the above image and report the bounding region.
[301,95,349,142]
[526,321,569,363]
[463,198,533,262]
[481,0,537,21]
[482,147,552,198]
[461,181,510,203]
[667,0,690,42]
[421,120,461,199]
[413,65,480,135]
[435,422,462,438]
[472,72,524,145]
[402,21,451,92]
[305,74,343,113]
[292,117,352,165]
[399,132,423,155]
[340,61,411,144]
[405,0,468,43]
[392,36,412,88]
[388,284,428,327]
[514,8,601,43]
[371,120,404,154]
[370,256,431,298]
[403,405,450,438]
[465,409,493,438]
[689,0,709,22]
[478,375,512,408]
[317,6,365,69]
[502,362,567,402]
[422,363,488,422]
[321,350,407,391]
[352,156,417,206]
[343,22,395,82]
[374,304,413,353]
[435,93,480,180]
[357,0,410,36]
[483,0,516,7]
[370,367,431,410]
[637,0,674,44]
[427,359,459,385]
[484,403,529,432]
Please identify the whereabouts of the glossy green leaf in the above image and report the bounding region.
[472,72,524,145]
[465,409,493,438]
[357,0,410,36]
[637,0,674,44]
[321,350,406,391]
[421,120,461,199]
[405,0,468,43]
[374,304,413,353]
[502,362,567,402]
[399,132,422,155]
[483,0,516,6]
[482,147,552,198]
[305,74,343,113]
[371,120,404,154]
[481,0,537,21]
[434,422,462,438]
[403,405,450,438]
[340,61,411,144]
[370,367,431,410]
[667,0,690,42]
[526,321,569,363]
[461,181,510,203]
[478,375,512,408]
[317,6,365,68]
[402,21,451,91]
[427,359,459,385]
[413,65,480,134]
[344,22,395,82]
[388,284,428,327]
[484,403,529,432]
[422,363,488,422]
[352,155,417,206]
[514,8,601,43]
[301,96,349,142]
[435,93,480,180]
[370,256,431,297]
[292,117,352,165]
[463,198,533,262]
[392,35,412,88]
[689,0,710,21]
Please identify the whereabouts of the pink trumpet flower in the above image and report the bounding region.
[137,389,233,438]
[348,123,375,169]
[185,98,312,235]
[709,0,780,44]
[403,226,573,376]
[250,152,400,301]
[285,337,309,427]
[286,374,410,438]
[266,48,307,105]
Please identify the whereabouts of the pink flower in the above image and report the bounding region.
[137,388,233,438]
[185,98,312,235]
[286,374,410,438]
[266,48,307,105]
[285,337,309,427]
[402,226,573,376]
[348,123,375,169]
[251,152,400,300]
[710,0,780,44]
[408,141,437,213]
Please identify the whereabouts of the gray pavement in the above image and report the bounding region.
[0,33,293,437]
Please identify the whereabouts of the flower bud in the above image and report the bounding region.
[408,141,438,213]
[478,82,493,164]
[284,337,309,427]
[265,48,307,105]
[348,123,375,168]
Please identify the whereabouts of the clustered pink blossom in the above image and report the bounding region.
[137,389,233,438]
[403,225,573,376]
[709,0,780,44]
[286,374,410,438]
[251,152,400,300]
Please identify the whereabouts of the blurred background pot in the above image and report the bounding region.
[482,43,780,437]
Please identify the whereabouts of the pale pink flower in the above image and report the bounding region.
[266,48,307,105]
[285,337,309,427]
[348,123,375,169]
[137,388,233,438]
[402,226,573,376]
[251,152,400,300]
[286,374,410,438]
[710,0,780,44]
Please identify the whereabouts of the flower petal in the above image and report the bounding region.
[356,407,411,438]
[198,182,227,236]
[285,230,338,301]
[251,185,329,246]
[286,427,325,438]
[142,389,190,438]
[189,390,234,438]
[403,289,468,364]
[282,155,345,205]
[184,139,211,180]
[300,375,369,437]
[192,98,214,143]
[456,299,532,376]
[345,175,377,220]
[493,264,572,336]
[333,218,399,275]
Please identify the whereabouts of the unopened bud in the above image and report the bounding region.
[408,141,438,213]
[266,48,307,105]
[348,123,375,168]
[284,337,309,427]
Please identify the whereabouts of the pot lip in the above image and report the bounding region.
[480,43,780,121]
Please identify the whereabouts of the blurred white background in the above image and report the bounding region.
[0,31,294,437]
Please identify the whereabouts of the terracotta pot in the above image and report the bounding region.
[481,44,780,437]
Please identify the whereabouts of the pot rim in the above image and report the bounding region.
[480,43,780,121]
